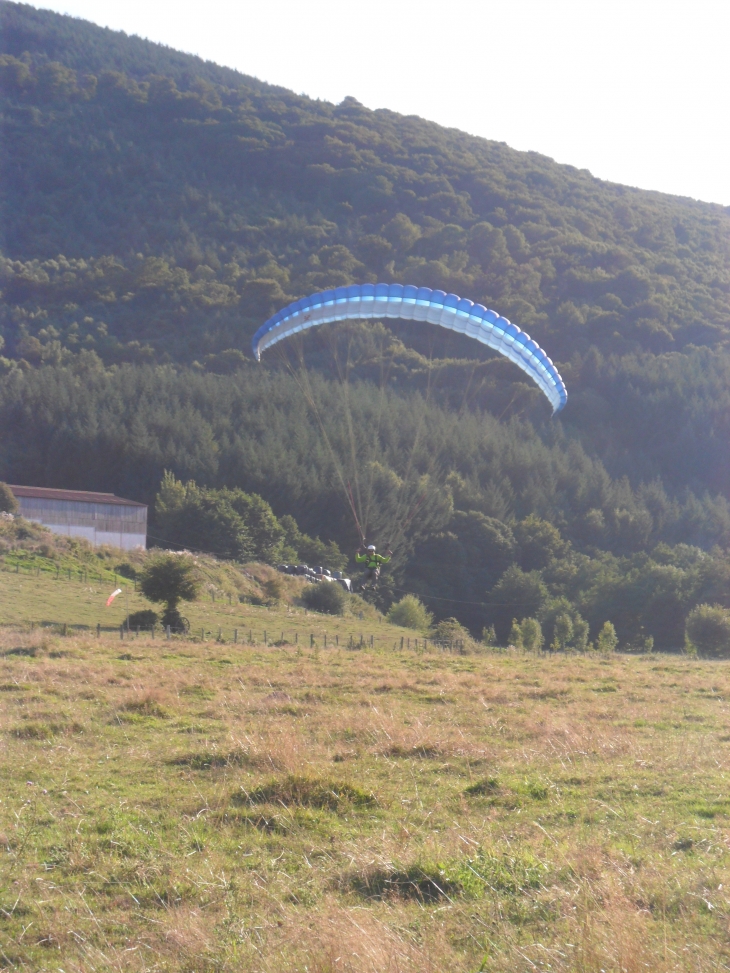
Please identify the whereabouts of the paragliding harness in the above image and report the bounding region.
[355,544,391,590]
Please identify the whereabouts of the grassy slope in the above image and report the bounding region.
[1,622,730,972]
[0,520,388,643]
[0,556,388,645]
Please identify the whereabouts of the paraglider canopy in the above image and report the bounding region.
[252,283,567,413]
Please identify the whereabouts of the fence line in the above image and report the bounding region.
[10,621,469,654]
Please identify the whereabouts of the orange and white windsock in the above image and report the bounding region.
[106,588,122,607]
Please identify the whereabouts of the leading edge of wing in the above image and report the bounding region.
[252,283,567,413]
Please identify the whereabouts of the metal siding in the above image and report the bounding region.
[15,496,147,549]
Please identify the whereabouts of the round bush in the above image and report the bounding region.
[302,581,346,615]
[125,609,159,630]
[115,561,139,580]
[387,594,433,630]
[686,604,730,658]
[433,617,470,643]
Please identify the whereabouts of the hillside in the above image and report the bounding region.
[2,2,730,645]
[1,2,729,367]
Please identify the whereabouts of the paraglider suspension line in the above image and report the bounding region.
[346,479,365,543]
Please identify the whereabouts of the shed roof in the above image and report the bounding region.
[9,485,147,508]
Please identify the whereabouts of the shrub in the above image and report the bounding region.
[481,624,497,646]
[264,577,284,602]
[115,561,139,580]
[686,604,730,658]
[433,617,470,645]
[490,566,548,641]
[125,609,159,630]
[520,617,544,652]
[387,594,433,630]
[509,618,523,648]
[551,613,573,651]
[572,616,589,652]
[0,482,18,515]
[595,621,618,653]
[301,581,346,615]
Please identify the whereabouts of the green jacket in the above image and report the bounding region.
[356,551,390,569]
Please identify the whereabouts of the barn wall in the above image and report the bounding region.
[15,496,147,549]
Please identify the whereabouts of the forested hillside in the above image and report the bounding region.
[2,1,730,647]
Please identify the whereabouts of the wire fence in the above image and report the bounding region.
[1,555,128,587]
[9,615,471,654]
[109,626,468,654]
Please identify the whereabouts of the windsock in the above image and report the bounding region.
[106,588,122,607]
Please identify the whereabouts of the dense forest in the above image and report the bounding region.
[1,1,730,648]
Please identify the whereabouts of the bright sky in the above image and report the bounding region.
[38,0,730,206]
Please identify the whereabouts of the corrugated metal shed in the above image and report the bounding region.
[9,485,147,550]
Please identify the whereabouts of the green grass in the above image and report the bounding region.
[0,557,393,647]
[1,625,730,971]
[2,555,730,970]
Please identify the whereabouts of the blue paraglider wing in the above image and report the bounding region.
[252,284,567,413]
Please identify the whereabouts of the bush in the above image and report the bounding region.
[387,594,433,630]
[264,577,284,602]
[0,482,18,515]
[595,621,618,653]
[301,581,346,615]
[481,624,497,646]
[550,614,573,651]
[489,566,549,641]
[115,561,139,580]
[547,611,590,651]
[433,617,470,644]
[572,616,589,652]
[686,604,730,658]
[520,618,544,652]
[509,617,545,651]
[125,609,159,630]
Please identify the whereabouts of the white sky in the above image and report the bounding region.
[36,0,730,206]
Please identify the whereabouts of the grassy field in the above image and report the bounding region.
[0,558,395,648]
[1,614,730,972]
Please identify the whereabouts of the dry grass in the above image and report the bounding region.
[1,627,730,971]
